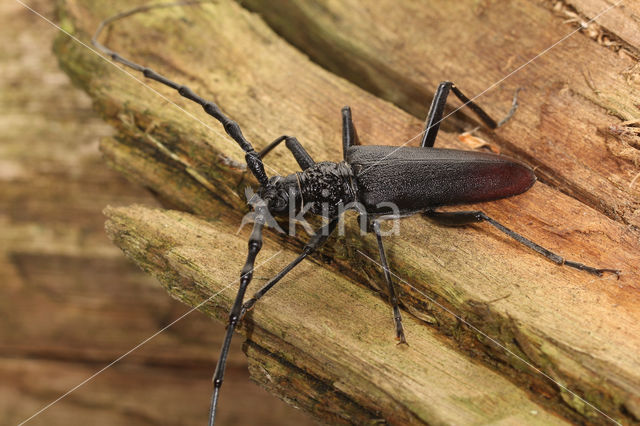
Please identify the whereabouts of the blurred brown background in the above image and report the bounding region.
[0,1,314,424]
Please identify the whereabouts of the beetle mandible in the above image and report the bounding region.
[91,2,620,425]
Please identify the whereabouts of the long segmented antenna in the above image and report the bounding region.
[92,5,277,425]
[209,203,267,425]
[91,1,269,186]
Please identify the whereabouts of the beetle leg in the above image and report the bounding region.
[239,217,339,318]
[421,82,452,148]
[211,216,337,425]
[372,220,408,344]
[210,203,268,426]
[424,210,620,277]
[258,135,315,170]
[342,106,360,160]
[421,82,520,148]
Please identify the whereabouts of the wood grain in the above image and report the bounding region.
[241,0,640,227]
[53,0,640,424]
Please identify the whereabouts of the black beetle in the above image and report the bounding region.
[91,3,620,424]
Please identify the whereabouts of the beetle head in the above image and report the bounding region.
[258,174,303,217]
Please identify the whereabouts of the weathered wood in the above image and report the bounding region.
[566,0,640,52]
[53,0,640,424]
[241,0,640,227]
[0,0,312,424]
[105,204,568,425]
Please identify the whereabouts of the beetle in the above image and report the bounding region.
[91,3,620,425]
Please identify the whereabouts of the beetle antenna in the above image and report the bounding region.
[91,1,269,186]
[209,200,268,425]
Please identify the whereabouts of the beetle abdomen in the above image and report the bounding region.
[347,146,536,215]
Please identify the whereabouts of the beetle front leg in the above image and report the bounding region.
[258,135,315,170]
[239,217,339,317]
[424,210,620,277]
[209,204,267,426]
[372,220,407,344]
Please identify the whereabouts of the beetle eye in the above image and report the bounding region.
[273,197,287,211]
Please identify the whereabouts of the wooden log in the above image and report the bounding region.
[53,0,640,424]
[0,357,299,426]
[104,204,569,425]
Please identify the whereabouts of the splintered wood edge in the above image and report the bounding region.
[103,204,569,425]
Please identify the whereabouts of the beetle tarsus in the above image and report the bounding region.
[396,322,408,345]
[425,210,619,277]
[372,220,408,345]
[564,261,621,278]
[497,88,522,128]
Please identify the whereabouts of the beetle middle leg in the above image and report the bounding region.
[421,81,520,148]
[371,219,407,344]
[424,210,620,277]
[342,106,360,159]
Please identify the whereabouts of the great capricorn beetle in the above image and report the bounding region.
[91,2,620,424]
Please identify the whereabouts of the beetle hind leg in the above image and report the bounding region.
[421,82,521,148]
[424,210,620,277]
